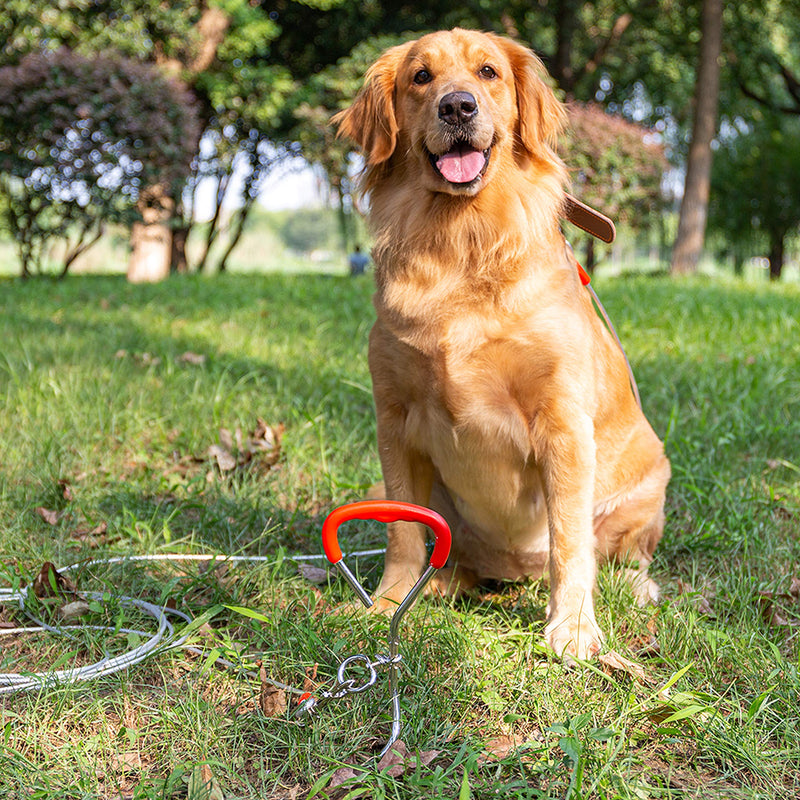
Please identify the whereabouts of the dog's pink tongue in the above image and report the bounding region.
[436,145,485,183]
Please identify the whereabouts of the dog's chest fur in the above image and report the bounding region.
[370,274,574,563]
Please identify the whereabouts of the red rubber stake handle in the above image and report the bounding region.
[321,500,452,569]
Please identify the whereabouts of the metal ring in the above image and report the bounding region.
[336,654,378,694]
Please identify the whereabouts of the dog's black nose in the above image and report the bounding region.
[438,92,478,125]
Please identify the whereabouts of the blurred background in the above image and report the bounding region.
[0,0,797,283]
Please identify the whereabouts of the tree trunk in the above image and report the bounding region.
[195,172,228,273]
[670,0,723,275]
[60,222,104,279]
[768,231,785,281]
[170,224,191,274]
[127,184,174,283]
[217,197,254,273]
[553,0,582,96]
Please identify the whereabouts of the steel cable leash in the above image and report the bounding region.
[293,500,452,759]
[0,501,452,759]
[0,549,386,694]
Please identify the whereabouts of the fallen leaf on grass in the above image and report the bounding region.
[187,763,225,800]
[249,419,284,466]
[111,350,161,367]
[759,586,800,627]
[0,605,15,629]
[58,600,91,623]
[632,614,662,656]
[598,649,653,684]
[417,749,439,767]
[259,661,287,717]
[298,564,329,585]
[178,351,207,366]
[329,767,360,789]
[32,562,77,599]
[208,444,238,472]
[35,506,60,526]
[377,740,410,777]
[70,521,115,548]
[58,479,74,502]
[677,579,714,615]
[376,740,439,777]
[134,352,161,367]
[206,420,284,476]
[480,734,524,763]
[109,750,142,774]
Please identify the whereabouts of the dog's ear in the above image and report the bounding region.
[494,36,567,159]
[333,43,410,165]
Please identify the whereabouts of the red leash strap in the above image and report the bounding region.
[568,247,641,410]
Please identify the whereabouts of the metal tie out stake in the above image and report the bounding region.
[294,500,452,758]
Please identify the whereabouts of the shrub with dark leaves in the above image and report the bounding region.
[0,48,199,277]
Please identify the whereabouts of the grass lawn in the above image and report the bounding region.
[0,270,798,799]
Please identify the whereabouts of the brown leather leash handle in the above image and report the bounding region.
[563,194,616,244]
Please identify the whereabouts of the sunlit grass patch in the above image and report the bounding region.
[0,272,798,798]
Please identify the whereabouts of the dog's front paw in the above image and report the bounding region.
[368,594,404,615]
[544,609,604,662]
[332,594,400,618]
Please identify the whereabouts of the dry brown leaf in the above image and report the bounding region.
[0,604,15,629]
[133,352,161,367]
[219,428,235,452]
[759,589,800,627]
[58,479,74,502]
[32,562,77,599]
[481,734,524,763]
[208,444,237,472]
[376,741,440,775]
[301,664,319,699]
[790,577,800,598]
[187,763,225,800]
[249,419,284,465]
[377,740,409,777]
[70,521,113,548]
[179,351,207,366]
[298,564,329,585]
[329,767,360,788]
[259,662,287,717]
[260,685,287,717]
[35,507,60,526]
[598,649,652,683]
[58,600,91,622]
[677,579,714,615]
[417,749,440,767]
[109,750,142,774]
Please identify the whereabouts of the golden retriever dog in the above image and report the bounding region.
[334,29,670,660]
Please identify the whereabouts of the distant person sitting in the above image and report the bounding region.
[348,244,369,276]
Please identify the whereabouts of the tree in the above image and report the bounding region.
[728,0,800,117]
[670,0,723,274]
[0,49,198,279]
[709,114,800,280]
[561,104,667,270]
[0,0,296,277]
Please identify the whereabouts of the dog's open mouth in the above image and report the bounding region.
[429,142,491,185]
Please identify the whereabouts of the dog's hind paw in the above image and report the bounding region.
[625,568,660,607]
[544,611,604,663]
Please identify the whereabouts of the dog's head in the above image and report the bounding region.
[334,29,566,197]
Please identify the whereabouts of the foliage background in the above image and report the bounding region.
[0,0,799,277]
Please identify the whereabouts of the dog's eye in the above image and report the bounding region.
[479,65,497,79]
[413,69,432,85]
